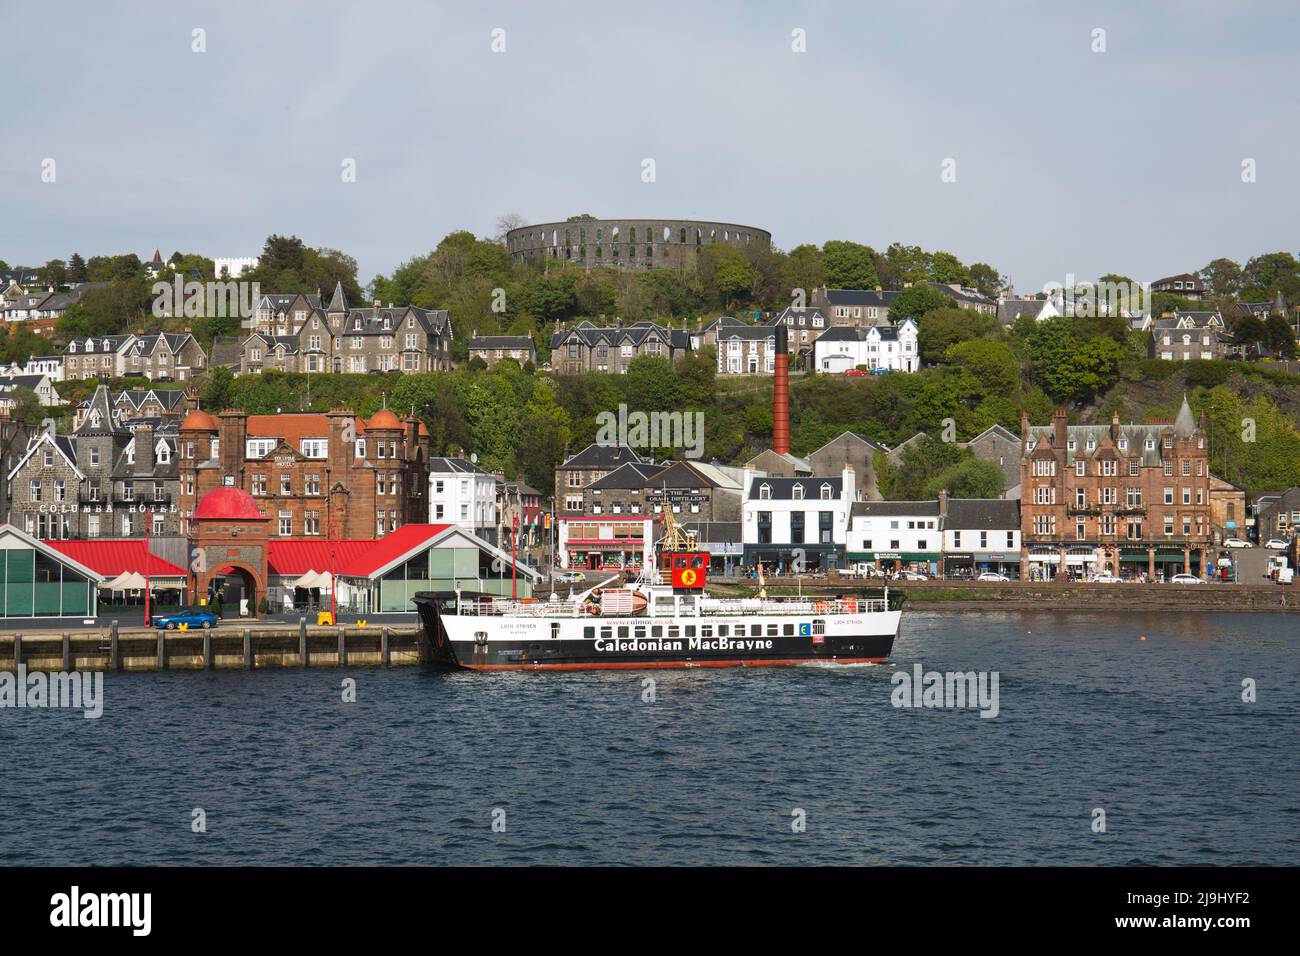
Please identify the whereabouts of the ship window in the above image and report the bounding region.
[751,624,763,637]
[684,626,696,638]
[600,626,612,640]
[701,625,713,638]
[813,620,825,635]
[691,556,704,569]
[783,624,795,636]
[583,626,595,639]
[675,556,687,568]
[617,626,629,638]
[551,623,560,640]
[634,626,646,639]
[718,625,729,636]
[668,626,680,638]
[651,625,663,638]
[767,624,778,636]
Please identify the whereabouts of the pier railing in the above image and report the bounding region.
[454,595,889,617]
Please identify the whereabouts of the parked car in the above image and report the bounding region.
[153,608,218,630]
[870,367,896,375]
[1263,539,1289,550]
[1223,537,1252,549]
[841,368,865,377]
[556,570,586,584]
[976,571,1010,582]
[897,570,929,581]
[1170,573,1204,584]
[1090,573,1123,584]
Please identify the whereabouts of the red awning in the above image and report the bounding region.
[44,539,186,577]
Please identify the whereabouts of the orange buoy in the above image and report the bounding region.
[1140,635,1147,641]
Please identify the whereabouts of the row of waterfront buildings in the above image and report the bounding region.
[0,381,1296,584]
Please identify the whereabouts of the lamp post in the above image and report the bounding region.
[142,509,152,626]
[511,513,519,600]
[329,519,338,624]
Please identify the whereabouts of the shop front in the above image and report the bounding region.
[846,550,943,577]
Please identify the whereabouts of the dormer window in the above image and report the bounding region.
[1145,439,1156,450]
[1067,440,1076,451]
[792,483,804,500]
[68,343,77,353]
[1086,439,1096,451]
[820,483,833,500]
[758,483,772,500]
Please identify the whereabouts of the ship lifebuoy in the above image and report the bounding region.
[814,601,830,614]
[843,598,858,613]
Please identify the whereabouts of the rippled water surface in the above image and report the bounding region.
[2,609,1296,865]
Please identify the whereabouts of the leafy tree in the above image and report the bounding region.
[518,378,572,492]
[927,251,970,286]
[821,240,878,289]
[1199,258,1242,297]
[201,365,235,411]
[921,457,1006,499]
[917,307,997,364]
[947,337,1020,395]
[888,285,951,324]
[782,244,825,302]
[968,262,1002,298]
[1265,314,1297,359]
[67,253,88,282]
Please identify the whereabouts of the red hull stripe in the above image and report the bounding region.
[459,657,887,671]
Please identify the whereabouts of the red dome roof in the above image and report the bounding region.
[181,409,221,431]
[193,487,268,521]
[368,409,401,430]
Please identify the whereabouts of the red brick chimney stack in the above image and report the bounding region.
[772,323,790,455]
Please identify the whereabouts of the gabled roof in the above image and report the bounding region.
[74,385,125,436]
[7,431,84,482]
[549,321,688,350]
[588,461,667,490]
[820,288,898,308]
[428,457,491,476]
[4,526,104,582]
[335,523,540,582]
[561,443,647,470]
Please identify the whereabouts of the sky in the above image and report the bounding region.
[2,0,1297,295]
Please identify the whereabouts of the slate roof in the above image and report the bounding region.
[427,457,491,476]
[469,336,535,351]
[820,288,899,308]
[561,443,647,470]
[749,476,843,499]
[587,461,668,490]
[550,321,690,350]
[851,499,941,517]
[944,498,1020,530]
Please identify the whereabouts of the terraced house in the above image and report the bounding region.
[6,386,180,539]
[237,282,452,374]
[549,320,691,374]
[62,334,137,380]
[1019,401,1216,581]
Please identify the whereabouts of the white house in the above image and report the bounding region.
[741,466,856,571]
[214,256,259,278]
[847,499,944,575]
[428,457,498,538]
[812,319,918,373]
[21,355,63,381]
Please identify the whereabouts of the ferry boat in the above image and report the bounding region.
[412,515,902,672]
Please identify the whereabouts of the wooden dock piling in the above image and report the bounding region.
[382,626,390,668]
[243,628,252,670]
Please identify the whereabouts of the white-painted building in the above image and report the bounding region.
[941,498,1021,577]
[428,457,498,536]
[812,319,918,373]
[23,355,63,381]
[214,256,259,279]
[847,499,944,573]
[741,467,856,570]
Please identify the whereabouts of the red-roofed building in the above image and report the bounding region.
[44,539,187,579]
[334,524,541,613]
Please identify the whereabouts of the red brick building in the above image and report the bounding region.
[177,405,430,540]
[1019,398,1213,580]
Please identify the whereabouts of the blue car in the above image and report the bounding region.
[153,608,218,630]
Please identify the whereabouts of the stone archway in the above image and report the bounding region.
[199,560,261,618]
